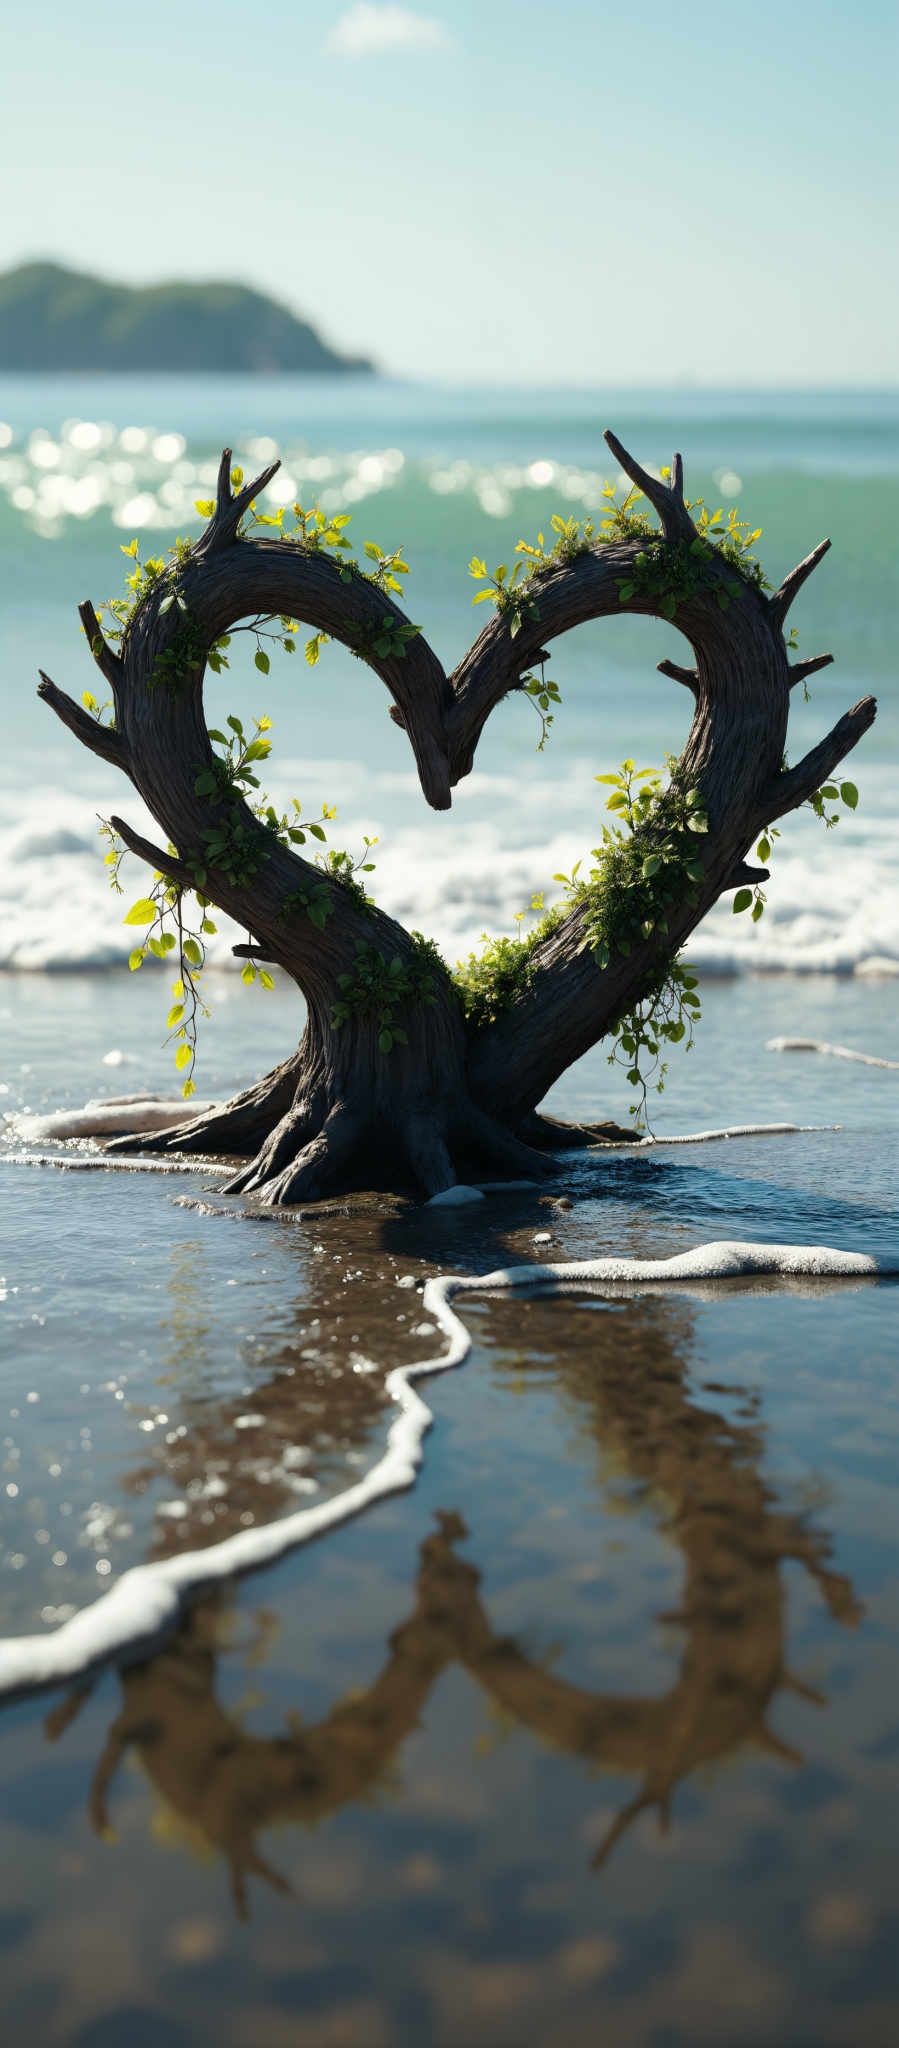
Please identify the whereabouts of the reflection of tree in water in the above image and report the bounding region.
[45,1281,861,1918]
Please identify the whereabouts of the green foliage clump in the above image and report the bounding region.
[349,616,422,663]
[453,894,567,1031]
[332,934,445,1054]
[452,758,710,1126]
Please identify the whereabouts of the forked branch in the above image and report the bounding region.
[603,430,695,543]
[199,446,283,553]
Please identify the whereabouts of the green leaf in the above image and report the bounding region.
[840,781,858,809]
[128,948,144,971]
[254,648,270,675]
[641,854,661,879]
[123,898,157,925]
[183,938,202,966]
[733,889,752,913]
[617,582,635,602]
[378,1028,393,1054]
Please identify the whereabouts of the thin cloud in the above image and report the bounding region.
[327,5,451,57]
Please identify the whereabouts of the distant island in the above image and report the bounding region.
[0,261,375,375]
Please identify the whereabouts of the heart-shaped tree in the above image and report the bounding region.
[39,430,875,1204]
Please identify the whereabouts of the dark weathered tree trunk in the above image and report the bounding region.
[39,433,876,1202]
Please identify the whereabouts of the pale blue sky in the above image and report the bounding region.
[3,0,896,382]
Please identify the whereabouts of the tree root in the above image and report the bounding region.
[217,1093,559,1207]
[519,1110,643,1150]
[105,1057,303,1160]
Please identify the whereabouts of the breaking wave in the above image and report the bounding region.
[1,763,897,978]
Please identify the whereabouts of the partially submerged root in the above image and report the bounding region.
[106,1055,303,1160]
[519,1109,643,1150]
[220,1092,558,1207]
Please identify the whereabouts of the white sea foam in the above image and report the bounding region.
[767,1037,899,1070]
[1,764,897,977]
[0,1232,894,1700]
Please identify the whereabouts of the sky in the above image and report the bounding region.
[2,0,896,384]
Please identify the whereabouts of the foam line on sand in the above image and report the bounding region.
[0,1238,895,1702]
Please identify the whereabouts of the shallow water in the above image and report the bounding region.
[1,967,898,2043]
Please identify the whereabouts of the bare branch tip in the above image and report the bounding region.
[215,448,234,514]
[657,657,697,689]
[789,653,833,688]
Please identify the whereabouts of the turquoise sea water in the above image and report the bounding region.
[0,380,898,2044]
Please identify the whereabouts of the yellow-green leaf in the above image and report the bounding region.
[175,1044,192,1071]
[123,898,157,925]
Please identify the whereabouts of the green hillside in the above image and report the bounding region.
[0,262,375,374]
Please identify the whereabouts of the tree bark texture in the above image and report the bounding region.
[39,434,876,1202]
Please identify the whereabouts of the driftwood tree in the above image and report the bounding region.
[39,429,876,1203]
